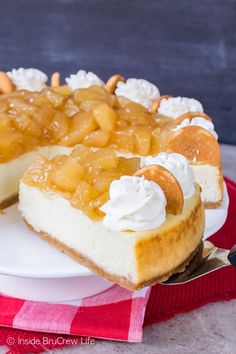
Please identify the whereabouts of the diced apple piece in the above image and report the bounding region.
[74,85,109,104]
[41,88,65,107]
[84,149,118,169]
[63,99,80,117]
[150,127,162,154]
[32,104,55,128]
[110,128,134,152]
[8,98,36,115]
[51,155,68,166]
[93,103,117,132]
[88,191,109,209]
[60,112,97,146]
[22,155,51,186]
[70,145,92,163]
[78,190,110,220]
[154,128,171,153]
[84,165,102,185]
[22,136,40,151]
[81,206,100,220]
[13,113,43,138]
[0,100,8,112]
[118,157,140,175]
[82,129,110,147]
[27,93,49,107]
[52,85,71,96]
[93,170,121,193]
[50,156,86,192]
[0,130,23,162]
[71,180,98,209]
[80,99,105,112]
[133,126,151,155]
[13,90,29,98]
[117,102,154,126]
[89,85,109,97]
[116,118,129,128]
[74,89,102,104]
[0,113,12,129]
[48,112,69,140]
[5,91,23,99]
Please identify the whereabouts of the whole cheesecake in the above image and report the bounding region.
[0,68,223,210]
[18,146,205,289]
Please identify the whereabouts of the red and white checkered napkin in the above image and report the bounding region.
[0,284,151,350]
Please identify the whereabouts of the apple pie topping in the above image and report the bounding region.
[0,85,168,162]
[22,146,140,220]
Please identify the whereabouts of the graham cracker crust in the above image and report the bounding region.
[24,219,203,290]
[204,200,223,209]
[0,194,18,210]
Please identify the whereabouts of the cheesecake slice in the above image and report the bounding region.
[18,146,204,289]
[166,125,223,208]
[191,164,223,208]
[0,145,71,209]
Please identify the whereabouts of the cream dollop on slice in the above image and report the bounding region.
[143,152,195,199]
[100,175,166,232]
[158,96,203,119]
[7,68,48,91]
[172,117,218,139]
[115,78,160,109]
[65,70,104,90]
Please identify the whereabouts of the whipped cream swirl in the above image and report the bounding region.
[143,152,195,199]
[7,68,48,92]
[158,96,203,119]
[172,117,218,139]
[115,78,160,109]
[100,176,166,232]
[65,70,104,90]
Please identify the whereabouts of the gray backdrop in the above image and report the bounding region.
[0,0,235,144]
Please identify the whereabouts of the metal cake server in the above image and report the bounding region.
[163,241,236,285]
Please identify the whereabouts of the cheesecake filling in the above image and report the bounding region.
[19,182,137,282]
[191,164,222,204]
[0,145,71,205]
[0,150,41,204]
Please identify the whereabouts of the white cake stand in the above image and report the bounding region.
[0,183,229,302]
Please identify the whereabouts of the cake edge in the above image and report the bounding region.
[24,218,203,290]
[0,194,18,210]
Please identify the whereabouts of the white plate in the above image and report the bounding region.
[204,182,229,239]
[0,182,229,301]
